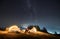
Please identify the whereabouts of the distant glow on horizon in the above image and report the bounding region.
[21,24,29,28]
[48,31,54,34]
[57,32,60,34]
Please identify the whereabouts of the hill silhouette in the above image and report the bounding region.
[0,25,60,39]
[0,30,60,39]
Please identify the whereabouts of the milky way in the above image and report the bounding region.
[0,0,60,34]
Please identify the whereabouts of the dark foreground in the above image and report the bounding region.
[0,32,60,39]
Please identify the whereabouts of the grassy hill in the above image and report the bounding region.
[0,31,60,39]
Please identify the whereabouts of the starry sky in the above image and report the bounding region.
[0,0,60,34]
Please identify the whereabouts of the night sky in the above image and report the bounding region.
[0,0,60,34]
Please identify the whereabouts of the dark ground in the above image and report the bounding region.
[0,32,60,39]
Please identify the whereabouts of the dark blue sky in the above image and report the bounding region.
[0,0,60,34]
